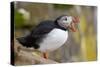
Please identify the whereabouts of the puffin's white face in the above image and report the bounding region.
[57,15,79,32]
[57,16,72,27]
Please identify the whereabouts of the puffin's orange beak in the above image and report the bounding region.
[69,16,79,32]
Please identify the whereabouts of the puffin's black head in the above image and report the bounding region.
[55,15,79,32]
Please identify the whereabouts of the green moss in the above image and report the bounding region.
[14,10,25,29]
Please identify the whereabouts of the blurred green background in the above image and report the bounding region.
[14,1,97,65]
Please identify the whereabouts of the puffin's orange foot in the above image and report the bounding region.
[43,52,48,59]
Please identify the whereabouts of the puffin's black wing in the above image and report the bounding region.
[17,20,56,49]
[31,20,55,38]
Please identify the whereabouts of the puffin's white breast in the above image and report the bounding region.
[38,28,68,52]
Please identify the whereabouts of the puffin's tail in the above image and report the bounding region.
[17,36,40,49]
[16,37,27,46]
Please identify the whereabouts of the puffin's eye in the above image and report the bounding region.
[64,18,67,21]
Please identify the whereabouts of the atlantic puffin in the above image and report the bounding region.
[17,15,79,59]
